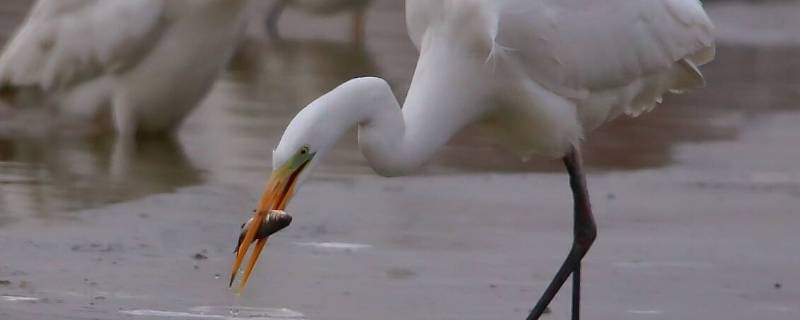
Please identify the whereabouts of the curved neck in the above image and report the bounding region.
[292,44,491,176]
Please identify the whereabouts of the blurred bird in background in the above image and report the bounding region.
[0,0,251,138]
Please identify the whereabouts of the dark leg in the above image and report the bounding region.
[266,0,290,40]
[527,146,597,320]
[351,9,366,47]
[572,263,581,320]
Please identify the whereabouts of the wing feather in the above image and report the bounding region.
[495,0,715,99]
[0,0,166,91]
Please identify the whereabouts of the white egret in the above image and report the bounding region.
[265,0,372,43]
[232,0,715,319]
[0,0,251,137]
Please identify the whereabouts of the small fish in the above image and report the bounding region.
[234,210,293,255]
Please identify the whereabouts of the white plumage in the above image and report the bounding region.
[406,0,714,157]
[0,0,250,136]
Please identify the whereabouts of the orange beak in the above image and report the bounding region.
[229,158,311,290]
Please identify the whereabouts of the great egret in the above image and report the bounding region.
[232,0,715,319]
[265,0,372,44]
[0,0,250,137]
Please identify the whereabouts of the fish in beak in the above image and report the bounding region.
[233,211,293,256]
[230,147,315,290]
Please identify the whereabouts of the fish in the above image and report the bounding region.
[234,210,293,255]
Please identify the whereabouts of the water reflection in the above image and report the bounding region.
[0,136,200,226]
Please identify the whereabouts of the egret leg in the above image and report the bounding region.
[527,146,597,320]
[352,9,366,46]
[112,97,136,139]
[266,0,290,40]
[110,134,135,179]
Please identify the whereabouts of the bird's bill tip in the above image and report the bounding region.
[230,213,266,289]
[231,237,268,290]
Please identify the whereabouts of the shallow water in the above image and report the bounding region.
[0,1,799,320]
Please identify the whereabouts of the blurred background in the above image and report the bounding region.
[0,1,798,320]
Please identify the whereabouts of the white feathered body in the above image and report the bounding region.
[0,0,249,135]
[404,0,715,157]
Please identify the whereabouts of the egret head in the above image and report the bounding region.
[263,82,362,193]
[228,99,338,290]
[265,101,339,199]
[229,77,383,289]
[229,142,316,289]
[268,144,317,210]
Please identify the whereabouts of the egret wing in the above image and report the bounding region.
[494,0,715,99]
[0,0,167,91]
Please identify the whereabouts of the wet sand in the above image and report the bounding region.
[0,1,799,319]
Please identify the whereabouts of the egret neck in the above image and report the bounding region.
[281,45,493,176]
